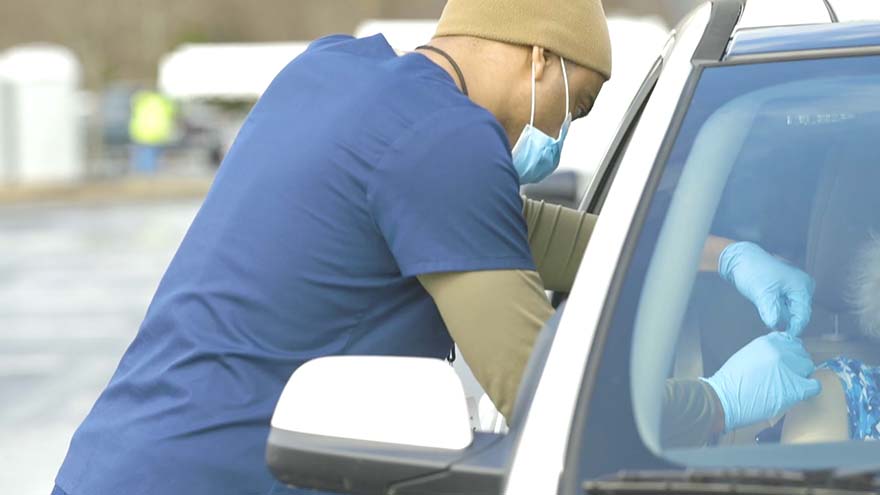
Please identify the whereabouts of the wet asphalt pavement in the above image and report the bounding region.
[0,199,200,494]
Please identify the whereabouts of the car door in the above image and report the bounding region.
[454,47,669,434]
[504,3,720,494]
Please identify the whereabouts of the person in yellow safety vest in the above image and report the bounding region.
[128,90,176,173]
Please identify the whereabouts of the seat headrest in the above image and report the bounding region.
[850,236,880,339]
[805,131,880,316]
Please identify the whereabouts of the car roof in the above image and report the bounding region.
[720,0,880,59]
[728,21,880,56]
[736,0,831,30]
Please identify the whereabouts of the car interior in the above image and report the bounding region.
[671,83,880,446]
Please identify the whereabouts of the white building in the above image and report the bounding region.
[0,44,84,184]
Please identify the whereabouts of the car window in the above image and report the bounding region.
[566,54,880,484]
[580,56,662,214]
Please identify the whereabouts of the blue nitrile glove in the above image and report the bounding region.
[701,332,821,432]
[719,241,815,336]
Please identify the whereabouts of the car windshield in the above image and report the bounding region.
[574,54,880,479]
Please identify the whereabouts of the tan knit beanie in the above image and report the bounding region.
[434,0,612,80]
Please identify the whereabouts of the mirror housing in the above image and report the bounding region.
[267,356,477,494]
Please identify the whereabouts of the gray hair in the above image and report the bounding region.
[850,233,880,339]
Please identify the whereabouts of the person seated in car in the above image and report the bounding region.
[497,204,820,449]
[781,234,880,443]
[657,235,819,449]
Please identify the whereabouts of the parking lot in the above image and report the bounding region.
[0,200,199,494]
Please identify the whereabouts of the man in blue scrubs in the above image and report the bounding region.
[54,0,820,493]
[54,1,611,493]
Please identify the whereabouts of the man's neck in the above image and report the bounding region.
[415,38,518,147]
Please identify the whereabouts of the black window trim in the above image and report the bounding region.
[579,56,663,214]
[692,0,744,64]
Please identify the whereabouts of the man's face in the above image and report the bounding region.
[509,48,606,141]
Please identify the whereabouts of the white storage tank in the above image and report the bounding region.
[0,44,84,184]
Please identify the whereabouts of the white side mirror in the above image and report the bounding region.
[267,356,477,494]
[271,356,472,449]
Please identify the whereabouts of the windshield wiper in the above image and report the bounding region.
[583,468,880,495]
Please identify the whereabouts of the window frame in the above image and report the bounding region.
[503,5,719,494]
[579,56,664,214]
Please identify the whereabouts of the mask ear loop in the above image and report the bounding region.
[561,57,570,121]
[529,59,537,126]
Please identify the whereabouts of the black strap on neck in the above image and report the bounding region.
[415,45,469,97]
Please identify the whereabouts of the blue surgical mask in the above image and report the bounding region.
[511,57,572,184]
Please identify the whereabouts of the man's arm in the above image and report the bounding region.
[418,266,729,441]
[524,197,814,333]
[422,198,812,433]
[522,198,597,292]
[662,378,725,448]
[522,199,730,287]
[700,236,735,272]
[418,269,553,420]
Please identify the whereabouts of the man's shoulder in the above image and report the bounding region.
[394,103,510,158]
[305,34,394,58]
[372,102,516,194]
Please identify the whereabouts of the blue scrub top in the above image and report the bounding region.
[56,34,534,495]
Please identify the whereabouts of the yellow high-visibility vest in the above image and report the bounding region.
[129,91,176,145]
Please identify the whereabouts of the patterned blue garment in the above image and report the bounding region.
[820,357,880,440]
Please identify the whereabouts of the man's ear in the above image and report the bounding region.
[532,46,547,81]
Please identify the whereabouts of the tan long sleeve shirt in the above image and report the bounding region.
[418,198,719,447]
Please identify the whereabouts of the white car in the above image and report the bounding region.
[267,1,880,494]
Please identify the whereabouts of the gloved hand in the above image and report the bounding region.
[701,332,821,432]
[719,241,815,336]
